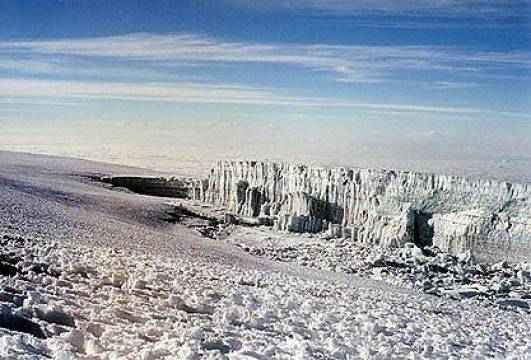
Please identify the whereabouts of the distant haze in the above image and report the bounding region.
[1,118,530,182]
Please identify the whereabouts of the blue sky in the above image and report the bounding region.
[0,0,530,174]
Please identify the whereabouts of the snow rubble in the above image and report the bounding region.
[200,221,531,302]
[0,231,530,359]
[190,160,531,263]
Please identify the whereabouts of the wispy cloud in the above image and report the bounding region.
[2,77,529,119]
[0,56,192,81]
[1,33,529,84]
[427,81,481,89]
[0,98,84,106]
[228,0,531,18]
[312,17,531,30]
[0,79,279,105]
[1,33,529,121]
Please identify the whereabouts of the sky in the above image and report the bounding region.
[0,0,530,179]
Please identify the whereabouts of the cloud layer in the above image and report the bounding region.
[228,0,531,17]
[1,33,530,84]
[0,78,488,114]
[0,32,530,119]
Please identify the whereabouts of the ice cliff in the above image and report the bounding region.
[190,160,531,263]
[104,176,189,198]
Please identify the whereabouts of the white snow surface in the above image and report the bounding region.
[0,150,529,359]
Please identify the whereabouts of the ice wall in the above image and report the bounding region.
[105,176,189,198]
[191,160,531,263]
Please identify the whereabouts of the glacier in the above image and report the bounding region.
[189,160,531,263]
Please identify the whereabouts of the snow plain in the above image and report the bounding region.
[0,150,529,359]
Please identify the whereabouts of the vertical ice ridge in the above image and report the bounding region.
[190,160,531,263]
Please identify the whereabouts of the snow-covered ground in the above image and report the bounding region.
[191,219,531,300]
[0,150,529,359]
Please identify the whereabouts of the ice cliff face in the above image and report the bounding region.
[191,160,531,263]
[191,161,413,247]
[104,176,189,198]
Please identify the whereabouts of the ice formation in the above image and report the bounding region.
[103,176,189,198]
[0,151,529,358]
[190,160,531,263]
